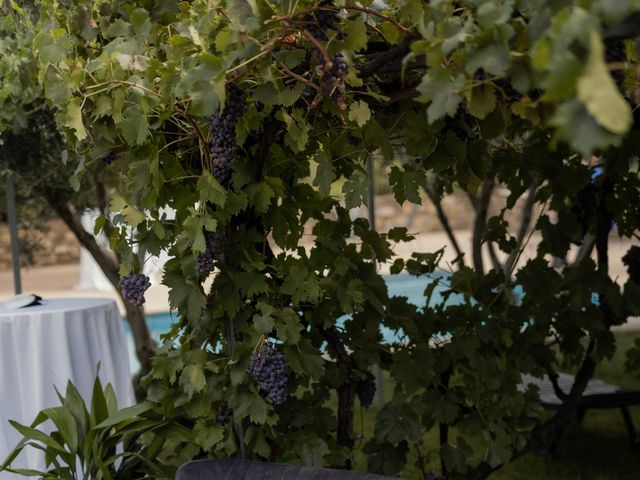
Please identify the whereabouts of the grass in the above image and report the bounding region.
[492,330,640,480]
[350,329,640,479]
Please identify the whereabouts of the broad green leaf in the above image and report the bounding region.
[577,28,632,135]
[467,85,497,119]
[344,18,368,51]
[246,181,275,213]
[380,22,401,45]
[275,308,302,344]
[42,407,78,454]
[466,44,511,76]
[110,195,145,228]
[252,303,275,334]
[90,376,108,426]
[183,213,217,254]
[313,148,335,195]
[416,67,465,123]
[65,98,87,141]
[348,100,371,127]
[165,273,207,319]
[197,171,227,207]
[343,173,368,209]
[181,364,207,398]
[194,422,224,451]
[120,108,149,145]
[94,402,153,430]
[388,166,424,205]
[8,421,65,452]
[550,99,621,155]
[226,272,267,299]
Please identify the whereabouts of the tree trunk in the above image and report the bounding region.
[337,380,357,454]
[321,326,357,459]
[46,193,156,374]
[123,301,156,374]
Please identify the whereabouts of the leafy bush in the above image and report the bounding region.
[0,376,194,479]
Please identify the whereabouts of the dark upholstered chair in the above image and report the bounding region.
[176,459,403,480]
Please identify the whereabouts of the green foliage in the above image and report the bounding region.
[2,0,640,478]
[0,375,193,479]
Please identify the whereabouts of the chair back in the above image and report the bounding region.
[176,459,403,480]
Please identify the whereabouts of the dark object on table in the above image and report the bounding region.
[4,294,43,309]
[176,459,403,480]
[521,372,640,449]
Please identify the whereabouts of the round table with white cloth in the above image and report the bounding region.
[0,298,135,478]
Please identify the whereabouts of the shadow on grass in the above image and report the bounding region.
[493,408,640,479]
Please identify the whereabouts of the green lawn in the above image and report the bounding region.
[351,330,640,479]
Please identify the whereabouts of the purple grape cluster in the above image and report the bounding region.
[209,85,247,185]
[304,0,340,41]
[303,1,347,108]
[247,344,288,405]
[216,406,233,425]
[425,472,445,480]
[119,273,151,306]
[357,371,376,408]
[196,230,224,276]
[312,50,347,109]
[101,151,114,164]
[623,246,640,284]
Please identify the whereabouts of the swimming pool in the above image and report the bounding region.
[122,273,465,372]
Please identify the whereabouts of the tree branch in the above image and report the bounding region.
[45,192,120,285]
[486,240,502,272]
[359,36,418,77]
[572,233,596,266]
[504,179,538,277]
[423,184,465,266]
[438,364,453,477]
[471,179,495,277]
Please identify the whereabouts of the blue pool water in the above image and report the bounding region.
[123,273,477,372]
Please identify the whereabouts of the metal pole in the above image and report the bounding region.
[366,156,384,408]
[5,176,22,294]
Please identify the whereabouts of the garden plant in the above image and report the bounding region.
[2,0,640,479]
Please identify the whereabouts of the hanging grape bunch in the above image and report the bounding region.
[216,406,233,425]
[356,371,376,408]
[304,0,340,41]
[623,246,640,284]
[119,273,151,306]
[196,230,224,276]
[303,1,347,109]
[209,84,247,185]
[247,343,289,405]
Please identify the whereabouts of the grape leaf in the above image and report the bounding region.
[65,97,87,140]
[577,28,632,135]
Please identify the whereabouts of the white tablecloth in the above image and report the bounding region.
[0,298,135,478]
